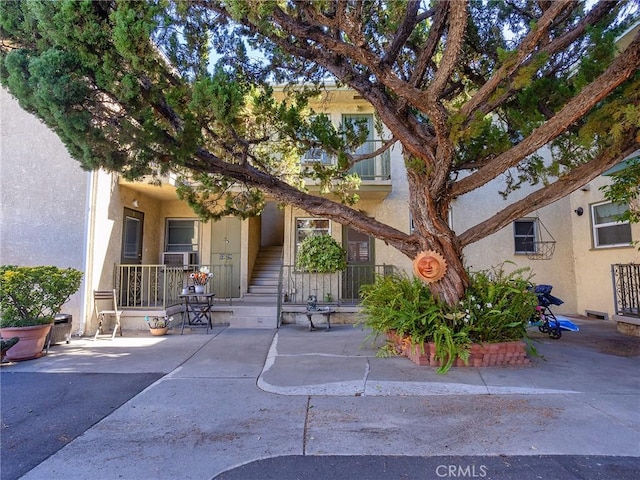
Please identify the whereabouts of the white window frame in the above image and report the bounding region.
[591,201,632,248]
[165,218,200,252]
[513,219,537,254]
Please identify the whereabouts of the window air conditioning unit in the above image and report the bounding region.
[162,252,198,269]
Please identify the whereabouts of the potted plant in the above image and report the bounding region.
[360,264,538,373]
[1,337,20,362]
[0,265,83,361]
[296,234,346,304]
[144,315,173,336]
[190,267,213,294]
[295,234,347,273]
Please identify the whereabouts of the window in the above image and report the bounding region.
[296,218,330,251]
[591,202,632,248]
[165,219,199,252]
[514,220,537,254]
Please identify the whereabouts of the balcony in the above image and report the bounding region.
[302,140,392,201]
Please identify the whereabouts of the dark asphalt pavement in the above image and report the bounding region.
[0,372,162,480]
[215,455,640,480]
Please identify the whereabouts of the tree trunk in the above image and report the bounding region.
[407,169,469,306]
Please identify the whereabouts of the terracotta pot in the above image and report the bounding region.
[149,327,168,336]
[0,324,52,361]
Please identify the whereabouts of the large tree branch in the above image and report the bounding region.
[187,147,418,257]
[458,134,639,247]
[382,0,421,66]
[421,2,467,195]
[466,0,619,125]
[451,30,640,198]
[459,1,575,122]
[425,1,467,100]
[409,1,448,89]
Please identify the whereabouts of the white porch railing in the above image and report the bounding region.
[115,264,234,309]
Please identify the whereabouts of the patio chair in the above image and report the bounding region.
[93,289,123,340]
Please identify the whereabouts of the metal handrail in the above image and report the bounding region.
[280,264,397,306]
[301,140,391,181]
[114,264,234,309]
[612,263,640,318]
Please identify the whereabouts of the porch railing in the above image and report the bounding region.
[115,264,234,309]
[302,140,391,181]
[280,264,397,306]
[612,263,640,318]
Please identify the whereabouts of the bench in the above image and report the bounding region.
[305,307,335,331]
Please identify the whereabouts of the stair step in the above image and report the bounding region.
[251,275,280,285]
[242,293,279,302]
[253,265,281,272]
[248,286,279,294]
[251,279,279,286]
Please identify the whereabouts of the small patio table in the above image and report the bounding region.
[179,293,215,334]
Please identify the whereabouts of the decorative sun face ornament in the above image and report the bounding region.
[413,250,447,283]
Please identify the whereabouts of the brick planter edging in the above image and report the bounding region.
[386,330,530,368]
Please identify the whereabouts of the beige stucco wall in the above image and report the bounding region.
[0,88,89,332]
[80,85,639,325]
[569,176,640,319]
[455,176,577,314]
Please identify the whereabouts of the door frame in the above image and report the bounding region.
[121,208,144,265]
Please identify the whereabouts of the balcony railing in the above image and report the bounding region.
[612,263,640,318]
[302,140,391,181]
[115,264,234,309]
[280,264,397,306]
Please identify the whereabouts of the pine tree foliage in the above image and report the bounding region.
[1,1,638,304]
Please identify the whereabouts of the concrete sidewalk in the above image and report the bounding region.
[1,318,639,479]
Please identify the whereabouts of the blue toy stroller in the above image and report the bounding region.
[530,284,579,339]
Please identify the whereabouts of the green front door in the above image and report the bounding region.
[211,217,241,298]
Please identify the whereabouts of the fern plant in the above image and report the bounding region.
[360,264,537,373]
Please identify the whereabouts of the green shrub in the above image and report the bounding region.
[0,265,83,327]
[360,264,537,373]
[295,234,347,273]
[360,273,442,342]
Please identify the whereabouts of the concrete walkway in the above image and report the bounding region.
[1,318,638,479]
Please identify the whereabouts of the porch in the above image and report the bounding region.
[110,263,397,330]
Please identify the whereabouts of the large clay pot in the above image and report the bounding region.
[0,324,52,361]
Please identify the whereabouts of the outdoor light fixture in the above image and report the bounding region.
[574,207,584,216]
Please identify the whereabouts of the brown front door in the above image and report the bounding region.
[342,225,375,302]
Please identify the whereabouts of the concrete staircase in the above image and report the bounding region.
[230,245,282,328]
[245,246,283,302]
